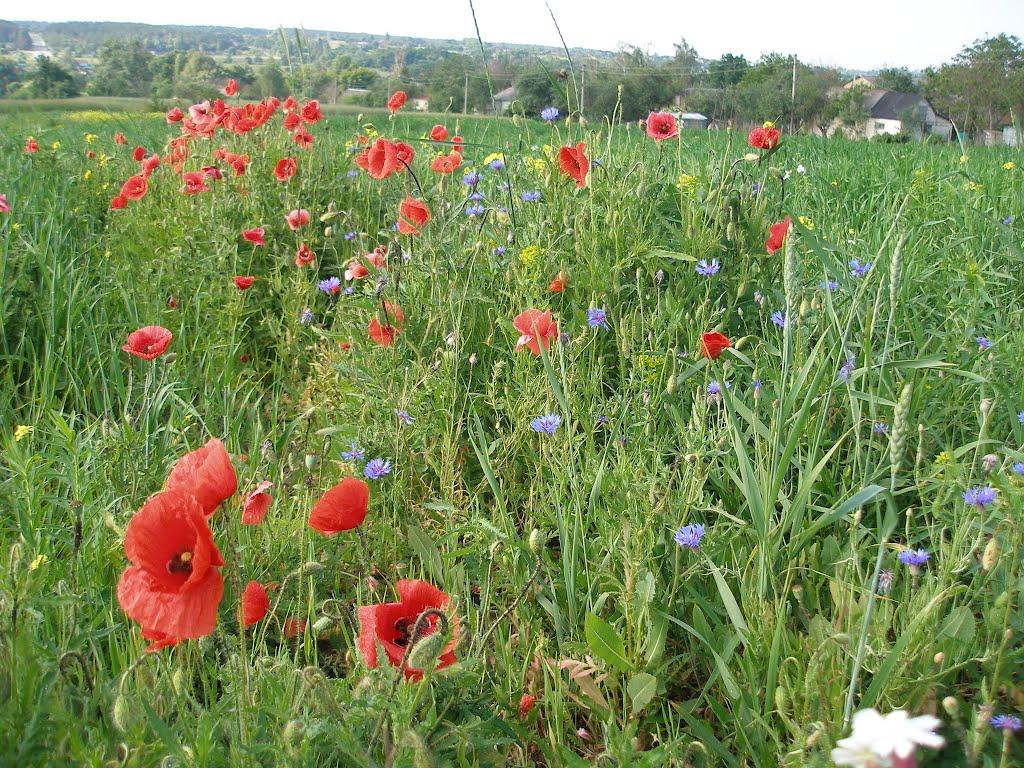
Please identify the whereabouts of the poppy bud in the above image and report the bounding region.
[116,743,129,764]
[112,693,131,733]
[171,668,188,695]
[774,685,788,713]
[982,537,999,571]
[744,152,759,162]
[933,652,945,664]
[163,352,177,364]
[942,696,958,715]
[529,528,543,555]
[282,719,304,756]
[304,454,318,471]
[406,628,447,674]
[324,226,333,238]
[313,615,334,633]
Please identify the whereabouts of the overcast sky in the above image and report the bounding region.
[6,0,1024,70]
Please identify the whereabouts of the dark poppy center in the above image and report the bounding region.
[391,613,436,648]
[167,550,194,575]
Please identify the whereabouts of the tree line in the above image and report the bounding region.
[1,29,1021,137]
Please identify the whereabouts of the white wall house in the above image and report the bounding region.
[828,89,952,141]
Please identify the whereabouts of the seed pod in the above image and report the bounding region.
[942,696,959,715]
[171,668,187,696]
[528,529,544,555]
[112,693,131,733]
[774,685,788,714]
[726,222,736,241]
[313,615,334,633]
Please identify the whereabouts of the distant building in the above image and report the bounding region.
[494,86,516,112]
[844,75,875,90]
[411,97,429,111]
[828,89,952,141]
[677,112,708,130]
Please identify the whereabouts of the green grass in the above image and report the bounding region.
[0,103,1022,767]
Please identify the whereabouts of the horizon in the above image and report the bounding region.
[4,0,1024,71]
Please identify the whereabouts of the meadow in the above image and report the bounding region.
[0,94,1022,768]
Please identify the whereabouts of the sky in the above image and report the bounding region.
[5,0,1024,71]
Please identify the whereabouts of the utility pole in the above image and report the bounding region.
[463,74,469,114]
[580,67,585,116]
[790,54,797,135]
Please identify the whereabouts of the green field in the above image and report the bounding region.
[0,102,1022,767]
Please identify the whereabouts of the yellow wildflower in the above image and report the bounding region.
[51,141,60,150]
[14,424,33,441]
[518,245,541,268]
[798,215,815,231]
[84,133,97,144]
[29,554,48,571]
[83,170,91,180]
[1003,161,1015,170]
[959,154,968,164]
[762,120,775,129]
[676,173,698,193]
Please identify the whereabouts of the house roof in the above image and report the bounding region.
[679,112,707,121]
[494,86,516,101]
[867,90,926,120]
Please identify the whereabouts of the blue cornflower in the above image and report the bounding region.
[364,458,392,480]
[493,246,507,257]
[521,190,541,202]
[752,379,762,398]
[347,169,360,178]
[541,106,559,122]
[873,422,889,435]
[695,258,720,276]
[489,158,505,171]
[751,181,763,195]
[849,259,871,278]
[318,276,341,295]
[707,380,731,400]
[771,311,787,328]
[976,336,992,351]
[343,286,355,296]
[991,715,1022,731]
[468,191,484,201]
[587,307,609,329]
[820,279,839,291]
[674,523,705,550]
[344,230,357,241]
[1019,410,1024,424]
[898,548,930,567]
[341,442,365,462]
[466,203,486,217]
[463,171,481,186]
[1012,462,1024,476]
[530,413,562,435]
[838,356,856,384]
[963,485,997,509]
[595,414,609,427]
[1002,215,1014,226]
[591,158,602,169]
[395,409,414,426]
[299,308,314,325]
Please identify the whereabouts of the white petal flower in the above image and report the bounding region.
[832,730,892,767]
[837,709,945,765]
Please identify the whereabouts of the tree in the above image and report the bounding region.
[0,56,22,97]
[821,84,870,135]
[87,39,153,97]
[26,56,80,98]
[255,61,287,99]
[515,68,564,116]
[875,67,917,93]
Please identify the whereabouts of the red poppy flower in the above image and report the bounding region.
[513,309,558,356]
[166,107,184,123]
[182,172,208,195]
[345,259,370,280]
[748,124,780,150]
[430,152,462,174]
[223,78,239,97]
[116,488,224,652]
[282,95,298,112]
[202,165,223,180]
[548,270,569,293]
[123,325,172,360]
[241,481,273,524]
[308,476,369,535]
[368,302,405,347]
[366,138,400,180]
[397,197,431,236]
[430,124,448,141]
[293,125,314,149]
[356,579,458,680]
[274,157,297,182]
[165,438,238,517]
[285,208,310,231]
[367,246,388,268]
[519,694,537,719]
[0,194,9,214]
[132,145,146,162]
[701,331,731,360]
[558,142,589,188]
[240,581,269,627]
[86,150,96,160]
[450,136,464,153]
[234,275,255,290]
[394,141,414,170]
[283,617,306,638]
[646,112,679,142]
[110,195,127,210]
[766,216,792,254]
[167,295,178,309]
[120,174,148,202]
[114,132,127,145]
[141,154,161,176]
[24,138,38,153]
[300,99,322,124]
[243,227,265,246]
[283,111,301,132]
[387,90,407,113]
[295,242,315,267]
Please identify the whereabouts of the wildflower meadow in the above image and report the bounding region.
[0,86,1022,767]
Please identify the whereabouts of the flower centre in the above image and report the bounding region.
[167,550,194,575]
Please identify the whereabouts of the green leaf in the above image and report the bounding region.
[584,613,632,672]
[706,557,749,639]
[407,524,443,581]
[627,672,658,713]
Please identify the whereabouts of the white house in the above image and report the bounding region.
[829,89,952,141]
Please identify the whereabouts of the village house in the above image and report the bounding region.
[828,88,953,141]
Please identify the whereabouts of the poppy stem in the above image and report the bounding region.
[476,557,542,650]
[399,158,424,199]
